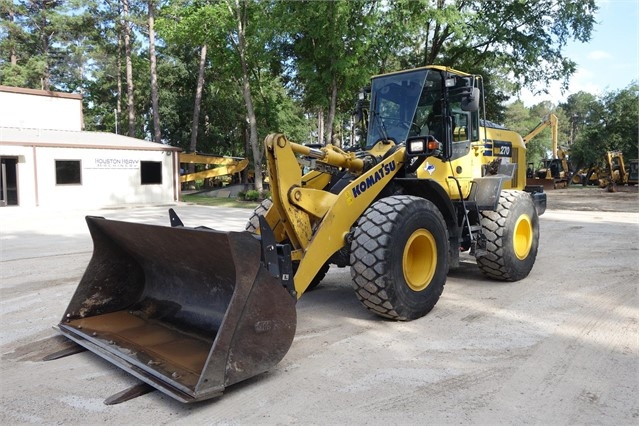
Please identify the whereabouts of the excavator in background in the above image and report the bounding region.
[573,163,603,186]
[523,113,572,189]
[575,151,637,189]
[599,151,633,190]
[179,153,248,187]
[52,66,546,404]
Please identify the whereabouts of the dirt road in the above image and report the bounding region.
[1,187,637,425]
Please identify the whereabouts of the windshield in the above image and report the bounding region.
[366,69,432,147]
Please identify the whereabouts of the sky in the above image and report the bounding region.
[516,0,639,106]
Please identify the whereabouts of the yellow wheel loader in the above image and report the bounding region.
[54,66,546,403]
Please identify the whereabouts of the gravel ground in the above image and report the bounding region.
[1,186,637,425]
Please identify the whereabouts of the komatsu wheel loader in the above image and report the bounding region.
[54,66,546,403]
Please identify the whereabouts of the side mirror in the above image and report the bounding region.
[461,87,480,112]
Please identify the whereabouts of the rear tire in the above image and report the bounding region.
[571,174,583,185]
[350,195,449,320]
[476,190,539,281]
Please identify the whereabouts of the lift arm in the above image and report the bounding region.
[523,113,559,159]
[179,153,249,183]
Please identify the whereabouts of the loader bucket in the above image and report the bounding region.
[57,216,296,403]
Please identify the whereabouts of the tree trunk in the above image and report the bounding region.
[243,126,250,184]
[9,10,17,66]
[122,0,135,138]
[317,109,324,145]
[190,45,207,154]
[116,36,122,134]
[231,0,263,193]
[40,20,50,90]
[325,79,338,144]
[148,0,161,143]
[240,60,263,193]
[186,44,207,186]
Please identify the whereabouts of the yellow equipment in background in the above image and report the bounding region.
[575,151,637,189]
[601,151,631,190]
[179,152,248,184]
[523,114,571,189]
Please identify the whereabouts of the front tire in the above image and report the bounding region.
[476,190,539,281]
[350,195,449,320]
[245,198,273,233]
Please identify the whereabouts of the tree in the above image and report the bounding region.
[225,0,264,190]
[122,0,136,137]
[0,0,72,90]
[190,44,206,152]
[281,0,380,145]
[79,0,126,132]
[570,84,639,167]
[504,100,548,167]
[0,0,30,86]
[148,0,161,142]
[560,91,599,147]
[598,84,639,158]
[374,0,597,120]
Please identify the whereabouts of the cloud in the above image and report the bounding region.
[587,50,613,60]
[509,67,604,107]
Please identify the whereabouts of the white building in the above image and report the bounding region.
[0,86,180,208]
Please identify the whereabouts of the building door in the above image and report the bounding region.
[0,157,18,206]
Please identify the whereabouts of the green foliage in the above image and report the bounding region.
[238,189,270,201]
[504,100,550,167]
[504,83,639,173]
[568,83,639,167]
[278,0,381,143]
[242,189,260,201]
[2,0,630,185]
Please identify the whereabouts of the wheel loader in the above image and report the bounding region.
[54,66,546,403]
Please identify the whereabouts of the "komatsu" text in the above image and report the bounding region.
[352,160,396,198]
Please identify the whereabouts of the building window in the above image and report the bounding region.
[55,160,82,185]
[141,161,162,184]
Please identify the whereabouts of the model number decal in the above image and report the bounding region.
[493,141,512,157]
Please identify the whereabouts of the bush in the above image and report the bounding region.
[243,190,261,201]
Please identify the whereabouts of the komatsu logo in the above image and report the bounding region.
[352,160,396,198]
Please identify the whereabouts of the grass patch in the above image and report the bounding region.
[181,194,261,209]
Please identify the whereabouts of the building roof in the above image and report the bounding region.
[0,127,181,152]
[0,85,83,100]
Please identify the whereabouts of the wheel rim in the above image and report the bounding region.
[402,229,437,291]
[513,214,533,260]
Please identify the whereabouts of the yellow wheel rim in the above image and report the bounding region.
[513,214,533,260]
[403,229,437,291]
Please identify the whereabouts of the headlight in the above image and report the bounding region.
[409,140,424,153]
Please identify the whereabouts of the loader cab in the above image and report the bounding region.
[365,67,481,162]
